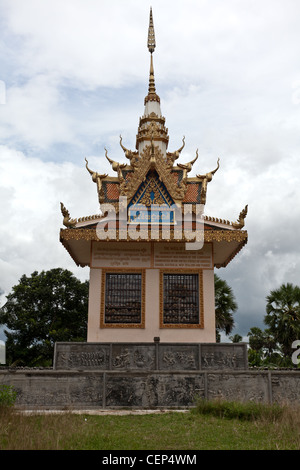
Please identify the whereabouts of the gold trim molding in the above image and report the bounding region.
[60,227,247,268]
[60,227,248,244]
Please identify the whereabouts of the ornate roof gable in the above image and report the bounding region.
[118,143,194,205]
[129,170,174,208]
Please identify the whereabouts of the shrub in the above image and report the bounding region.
[193,398,284,422]
[0,384,17,408]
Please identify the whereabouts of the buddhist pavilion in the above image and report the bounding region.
[60,9,248,343]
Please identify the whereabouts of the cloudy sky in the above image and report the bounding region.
[0,0,300,342]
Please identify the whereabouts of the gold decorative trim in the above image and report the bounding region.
[64,212,241,228]
[129,172,174,207]
[136,119,168,146]
[60,202,77,228]
[232,205,248,229]
[196,158,220,204]
[60,228,247,268]
[166,136,185,168]
[60,227,248,244]
[159,269,204,329]
[100,268,146,329]
[85,158,108,204]
[204,215,231,225]
[77,214,104,223]
[177,150,198,183]
[119,135,139,168]
[105,149,127,184]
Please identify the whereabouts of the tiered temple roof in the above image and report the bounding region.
[60,8,248,269]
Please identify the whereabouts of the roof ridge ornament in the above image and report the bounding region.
[177,150,199,181]
[60,202,77,228]
[105,148,126,183]
[232,204,248,229]
[85,158,108,204]
[119,135,139,167]
[166,136,185,168]
[196,158,220,204]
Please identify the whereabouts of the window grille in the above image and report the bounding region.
[163,273,199,324]
[105,273,142,324]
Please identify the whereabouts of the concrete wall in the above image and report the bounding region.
[1,368,300,409]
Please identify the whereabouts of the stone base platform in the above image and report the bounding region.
[1,343,300,409]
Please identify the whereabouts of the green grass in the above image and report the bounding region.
[0,401,299,450]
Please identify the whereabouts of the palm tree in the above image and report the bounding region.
[265,283,300,357]
[214,274,238,341]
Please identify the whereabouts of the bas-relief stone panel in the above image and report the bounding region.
[1,369,300,408]
[105,373,205,408]
[200,344,247,370]
[9,374,103,407]
[271,373,300,404]
[158,345,199,370]
[54,343,110,370]
[53,342,248,371]
[207,373,269,403]
[111,344,155,371]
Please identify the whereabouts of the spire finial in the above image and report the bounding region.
[148,7,156,54]
[145,7,160,104]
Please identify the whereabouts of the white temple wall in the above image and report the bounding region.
[87,241,216,343]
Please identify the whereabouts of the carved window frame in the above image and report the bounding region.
[159,269,204,329]
[100,269,145,328]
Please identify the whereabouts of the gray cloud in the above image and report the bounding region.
[0,0,300,340]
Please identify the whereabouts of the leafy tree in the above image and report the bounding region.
[247,326,280,367]
[247,284,300,367]
[247,327,277,354]
[0,269,89,366]
[214,274,238,341]
[265,283,300,357]
[229,334,243,343]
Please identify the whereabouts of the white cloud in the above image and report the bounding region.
[0,145,96,305]
[1,0,148,89]
[0,75,75,148]
[0,0,300,338]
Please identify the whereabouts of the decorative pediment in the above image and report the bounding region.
[130,170,174,208]
[119,143,190,205]
[128,170,175,224]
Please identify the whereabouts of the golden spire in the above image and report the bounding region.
[147,7,156,53]
[145,7,160,104]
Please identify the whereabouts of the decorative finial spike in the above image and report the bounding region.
[145,7,160,104]
[148,7,156,54]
